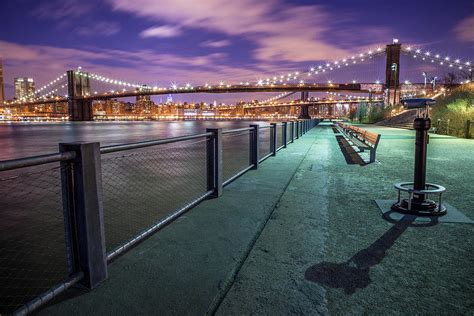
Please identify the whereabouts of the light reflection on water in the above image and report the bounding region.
[0,120,269,160]
[0,120,277,313]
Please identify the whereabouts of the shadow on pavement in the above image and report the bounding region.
[305,213,438,294]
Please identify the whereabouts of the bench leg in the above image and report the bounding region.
[369,149,376,163]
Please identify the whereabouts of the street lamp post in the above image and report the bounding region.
[391,63,398,105]
[431,76,438,91]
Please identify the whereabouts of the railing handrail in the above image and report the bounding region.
[3,118,320,314]
[0,124,292,169]
[222,127,253,134]
[259,125,272,130]
[100,132,213,154]
[0,151,76,172]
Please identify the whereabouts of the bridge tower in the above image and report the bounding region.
[298,91,311,119]
[67,70,93,121]
[385,42,401,105]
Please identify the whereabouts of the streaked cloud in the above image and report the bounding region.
[140,25,182,38]
[32,0,92,20]
[76,21,121,36]
[201,40,231,48]
[108,0,358,62]
[454,16,474,43]
[0,40,301,99]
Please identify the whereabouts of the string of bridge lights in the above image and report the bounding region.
[6,75,69,105]
[17,43,473,106]
[256,91,380,106]
[402,46,472,71]
[260,92,295,104]
[80,70,146,90]
[78,46,386,95]
[250,47,385,89]
[13,73,68,104]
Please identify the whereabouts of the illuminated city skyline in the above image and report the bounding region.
[0,0,472,104]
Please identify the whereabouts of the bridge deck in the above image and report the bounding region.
[39,124,474,315]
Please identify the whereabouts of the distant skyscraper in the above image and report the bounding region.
[166,94,173,104]
[0,59,5,106]
[14,77,35,100]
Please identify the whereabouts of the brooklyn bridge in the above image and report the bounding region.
[0,5,473,313]
[4,41,466,121]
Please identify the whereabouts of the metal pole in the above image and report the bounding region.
[413,118,430,201]
[59,142,107,289]
[282,122,288,148]
[291,121,295,143]
[296,121,299,139]
[206,128,223,197]
[270,123,277,156]
[466,120,471,139]
[249,124,259,169]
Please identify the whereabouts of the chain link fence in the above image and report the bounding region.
[259,126,272,161]
[0,164,69,314]
[101,138,209,254]
[222,130,251,183]
[0,119,318,314]
[287,123,293,145]
[432,119,473,138]
[276,124,284,149]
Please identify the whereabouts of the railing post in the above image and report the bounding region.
[291,121,295,143]
[270,123,277,156]
[249,124,259,169]
[59,142,107,289]
[206,128,223,197]
[296,121,300,139]
[282,122,288,148]
[465,120,471,139]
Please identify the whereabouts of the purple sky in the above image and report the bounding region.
[0,0,473,103]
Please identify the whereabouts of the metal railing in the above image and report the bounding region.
[432,118,473,138]
[0,119,319,315]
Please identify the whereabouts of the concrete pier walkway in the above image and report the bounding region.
[41,124,474,315]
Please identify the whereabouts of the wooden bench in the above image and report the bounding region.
[335,122,381,163]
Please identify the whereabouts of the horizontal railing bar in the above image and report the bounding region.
[0,151,76,172]
[259,125,272,130]
[100,132,213,154]
[106,190,213,262]
[222,127,253,134]
[276,145,285,152]
[259,153,272,163]
[13,271,84,316]
[223,164,254,187]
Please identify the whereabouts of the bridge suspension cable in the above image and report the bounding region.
[402,45,472,71]
[5,72,68,105]
[259,92,297,104]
